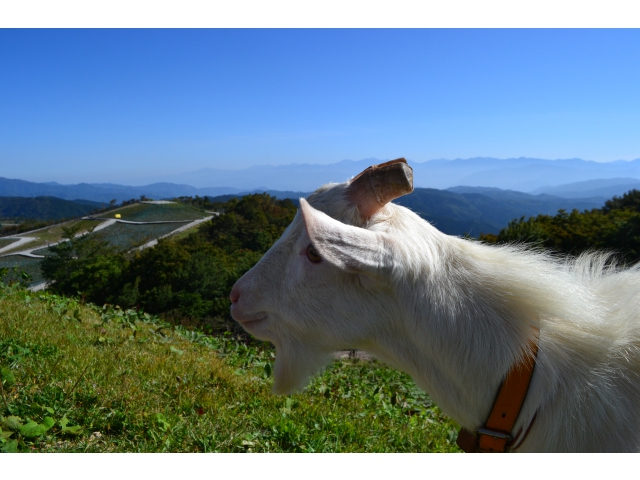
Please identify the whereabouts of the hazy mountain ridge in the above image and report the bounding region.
[531,177,640,199]
[133,156,640,192]
[0,177,242,204]
[6,157,640,200]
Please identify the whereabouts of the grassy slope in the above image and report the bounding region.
[0,238,19,249]
[106,203,207,222]
[0,284,460,453]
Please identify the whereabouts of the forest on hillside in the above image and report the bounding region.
[0,196,104,222]
[6,189,640,334]
[479,189,640,264]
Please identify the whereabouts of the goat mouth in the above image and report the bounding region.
[235,314,268,328]
[240,316,267,326]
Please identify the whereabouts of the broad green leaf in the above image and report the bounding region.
[0,416,23,432]
[1,428,14,439]
[19,421,47,437]
[32,403,55,416]
[19,417,54,437]
[1,439,18,453]
[42,417,55,429]
[63,425,82,434]
[60,417,82,434]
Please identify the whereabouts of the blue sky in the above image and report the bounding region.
[1,28,640,184]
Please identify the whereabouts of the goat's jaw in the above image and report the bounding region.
[272,340,333,395]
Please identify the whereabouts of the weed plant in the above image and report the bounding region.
[0,258,43,286]
[0,282,460,453]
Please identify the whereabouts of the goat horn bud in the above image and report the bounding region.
[347,158,414,219]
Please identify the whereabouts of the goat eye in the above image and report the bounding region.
[307,245,322,263]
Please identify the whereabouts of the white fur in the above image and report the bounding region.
[229,182,640,452]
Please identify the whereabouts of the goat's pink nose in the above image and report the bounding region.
[229,284,240,304]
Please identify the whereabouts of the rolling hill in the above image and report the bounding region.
[207,187,607,236]
[0,196,105,220]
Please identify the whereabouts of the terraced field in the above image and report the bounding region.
[0,219,100,255]
[0,202,212,288]
[107,203,207,222]
[93,222,185,250]
[29,222,187,256]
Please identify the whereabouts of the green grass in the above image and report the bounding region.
[105,203,207,222]
[0,284,460,453]
[165,219,212,242]
[93,222,186,250]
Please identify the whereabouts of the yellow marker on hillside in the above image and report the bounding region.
[115,214,121,219]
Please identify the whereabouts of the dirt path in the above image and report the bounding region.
[136,216,214,251]
[0,237,36,255]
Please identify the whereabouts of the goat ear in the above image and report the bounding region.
[299,198,390,276]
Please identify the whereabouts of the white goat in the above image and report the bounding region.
[230,159,640,452]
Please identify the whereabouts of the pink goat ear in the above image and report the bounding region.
[347,158,414,219]
[299,198,389,276]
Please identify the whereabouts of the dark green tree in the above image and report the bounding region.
[480,189,640,264]
[41,225,127,304]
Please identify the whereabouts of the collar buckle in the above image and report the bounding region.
[476,427,512,443]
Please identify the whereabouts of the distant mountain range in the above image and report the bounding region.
[0,176,314,205]
[5,157,640,203]
[0,177,250,204]
[137,156,640,192]
[530,177,640,199]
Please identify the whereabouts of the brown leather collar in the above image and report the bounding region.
[457,328,540,453]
